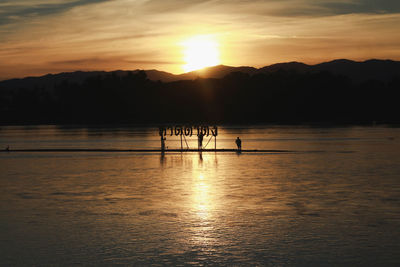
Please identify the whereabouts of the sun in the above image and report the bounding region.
[182,35,221,72]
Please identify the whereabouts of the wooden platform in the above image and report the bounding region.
[1,148,293,153]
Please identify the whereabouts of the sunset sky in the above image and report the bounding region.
[1,0,400,80]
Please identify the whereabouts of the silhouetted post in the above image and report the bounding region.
[211,126,218,151]
[180,134,183,150]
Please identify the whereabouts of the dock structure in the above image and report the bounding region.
[1,149,292,153]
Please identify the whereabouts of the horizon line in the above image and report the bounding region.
[1,57,398,82]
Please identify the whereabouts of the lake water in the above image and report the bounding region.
[1,125,400,266]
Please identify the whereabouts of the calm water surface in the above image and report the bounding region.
[1,125,400,266]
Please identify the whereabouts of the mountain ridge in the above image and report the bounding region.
[1,59,399,90]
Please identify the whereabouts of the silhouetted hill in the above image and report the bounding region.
[144,69,178,82]
[260,62,311,73]
[313,59,400,83]
[0,69,177,91]
[1,59,399,91]
[176,65,258,80]
[0,71,106,91]
[177,59,400,82]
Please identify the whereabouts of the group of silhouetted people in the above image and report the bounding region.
[160,136,241,151]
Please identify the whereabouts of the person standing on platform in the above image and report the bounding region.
[198,133,204,150]
[235,137,242,151]
[161,136,166,152]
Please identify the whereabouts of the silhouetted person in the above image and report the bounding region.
[198,133,204,150]
[235,137,242,151]
[5,145,9,151]
[161,136,166,152]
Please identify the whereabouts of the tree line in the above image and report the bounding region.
[0,70,399,125]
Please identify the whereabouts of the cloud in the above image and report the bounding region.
[250,0,400,17]
[139,0,400,17]
[0,0,110,25]
[50,57,180,66]
[1,0,400,27]
[313,0,400,15]
[140,0,213,12]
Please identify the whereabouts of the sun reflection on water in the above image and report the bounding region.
[193,176,210,219]
[188,153,220,247]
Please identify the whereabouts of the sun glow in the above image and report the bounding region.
[182,35,221,72]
